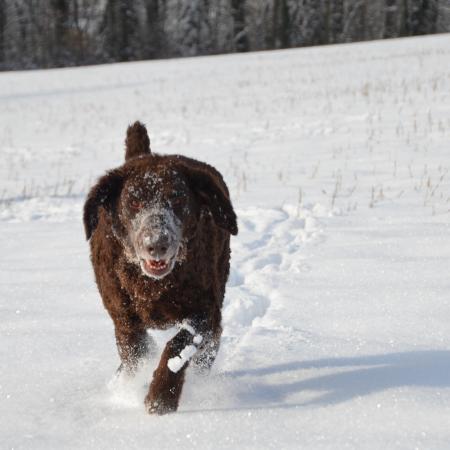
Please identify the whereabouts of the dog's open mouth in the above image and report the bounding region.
[141,257,174,278]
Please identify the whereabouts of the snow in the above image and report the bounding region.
[1,34,450,449]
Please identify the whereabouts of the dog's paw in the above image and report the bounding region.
[192,348,217,375]
[145,395,177,415]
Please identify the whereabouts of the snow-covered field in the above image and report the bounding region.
[1,34,450,449]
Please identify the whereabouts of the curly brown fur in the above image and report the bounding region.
[84,122,237,414]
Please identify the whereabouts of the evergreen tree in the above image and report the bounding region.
[231,0,248,52]
[327,0,345,43]
[143,0,164,58]
[1,0,450,71]
[384,0,401,38]
[0,0,5,67]
[50,0,75,66]
[100,1,142,62]
[165,0,211,57]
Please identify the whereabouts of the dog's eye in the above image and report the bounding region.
[171,191,184,202]
[171,193,185,207]
[130,200,144,211]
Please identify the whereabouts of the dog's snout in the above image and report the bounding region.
[135,209,181,264]
[144,234,170,257]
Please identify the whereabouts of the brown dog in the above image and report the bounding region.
[83,122,237,414]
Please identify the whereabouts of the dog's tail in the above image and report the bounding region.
[125,121,151,161]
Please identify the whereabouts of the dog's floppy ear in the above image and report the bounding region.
[83,169,124,240]
[181,164,238,235]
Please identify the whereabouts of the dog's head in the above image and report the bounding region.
[83,157,237,279]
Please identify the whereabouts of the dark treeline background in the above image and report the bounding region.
[0,0,449,71]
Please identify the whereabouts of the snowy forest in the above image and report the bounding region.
[0,0,449,70]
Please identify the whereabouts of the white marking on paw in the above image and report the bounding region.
[167,344,198,373]
[178,320,203,345]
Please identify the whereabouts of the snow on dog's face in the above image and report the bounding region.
[83,156,238,279]
[118,168,195,279]
[131,206,182,278]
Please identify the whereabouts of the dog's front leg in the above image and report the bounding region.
[145,324,203,415]
[113,317,156,375]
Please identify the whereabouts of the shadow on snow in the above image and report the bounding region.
[224,350,450,408]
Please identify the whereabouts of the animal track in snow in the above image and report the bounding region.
[221,203,329,357]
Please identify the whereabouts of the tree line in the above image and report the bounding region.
[0,0,449,71]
